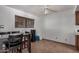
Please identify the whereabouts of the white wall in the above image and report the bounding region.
[0,5,42,39]
[42,9,76,45]
[0,5,77,44]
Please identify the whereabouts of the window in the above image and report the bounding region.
[15,15,34,28]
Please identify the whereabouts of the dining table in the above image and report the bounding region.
[0,33,31,53]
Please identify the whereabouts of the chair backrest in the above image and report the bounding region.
[0,32,10,35]
[25,31,29,34]
[8,34,23,48]
[10,31,20,34]
[8,34,23,43]
[0,32,10,39]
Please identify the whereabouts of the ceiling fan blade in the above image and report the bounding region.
[44,5,57,15]
[46,8,57,12]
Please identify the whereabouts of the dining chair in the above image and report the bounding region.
[7,34,23,53]
[22,33,31,53]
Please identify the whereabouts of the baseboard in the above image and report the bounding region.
[42,39,75,47]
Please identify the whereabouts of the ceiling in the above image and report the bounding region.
[6,5,75,16]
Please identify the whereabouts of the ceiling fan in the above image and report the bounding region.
[44,5,57,15]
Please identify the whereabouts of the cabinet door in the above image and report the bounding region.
[76,35,79,50]
[76,11,79,25]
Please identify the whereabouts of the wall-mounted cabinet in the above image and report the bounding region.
[75,11,79,25]
[15,15,34,28]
